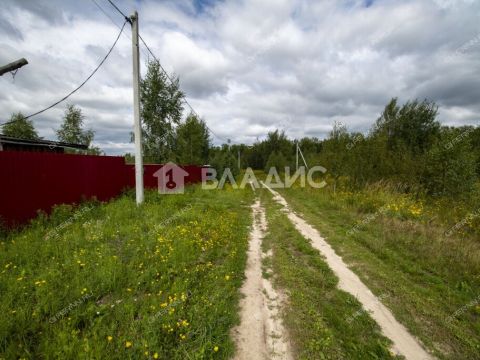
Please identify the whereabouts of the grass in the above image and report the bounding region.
[277,184,480,359]
[0,185,253,359]
[258,189,400,360]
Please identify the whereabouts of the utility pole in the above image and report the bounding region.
[295,141,299,171]
[238,149,241,170]
[298,144,308,170]
[131,11,144,205]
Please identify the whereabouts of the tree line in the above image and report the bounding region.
[2,59,478,199]
[137,59,479,199]
[1,105,102,154]
[234,99,479,198]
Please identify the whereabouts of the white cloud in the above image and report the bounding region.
[0,0,479,155]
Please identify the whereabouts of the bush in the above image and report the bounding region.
[264,151,289,173]
[422,130,477,198]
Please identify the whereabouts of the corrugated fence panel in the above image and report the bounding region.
[0,152,205,228]
[0,151,127,227]
[124,164,207,189]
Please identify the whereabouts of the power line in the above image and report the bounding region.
[109,0,236,144]
[90,0,150,59]
[137,33,239,145]
[106,0,131,24]
[104,0,239,145]
[91,0,124,32]
[0,19,128,128]
[24,20,128,120]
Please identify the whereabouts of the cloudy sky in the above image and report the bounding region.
[1,0,479,155]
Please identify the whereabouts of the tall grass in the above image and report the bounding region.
[0,186,253,359]
[279,182,480,359]
[260,191,399,359]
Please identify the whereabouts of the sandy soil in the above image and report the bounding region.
[232,200,293,360]
[262,182,434,360]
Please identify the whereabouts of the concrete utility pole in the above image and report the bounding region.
[295,141,299,171]
[0,58,28,76]
[131,11,144,205]
[298,144,308,170]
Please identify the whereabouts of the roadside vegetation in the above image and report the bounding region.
[277,183,480,359]
[0,186,253,359]
[241,95,479,359]
[259,190,400,359]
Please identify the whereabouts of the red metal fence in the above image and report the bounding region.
[0,151,205,228]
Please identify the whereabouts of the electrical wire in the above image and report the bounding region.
[3,0,237,145]
[106,0,131,23]
[106,1,234,143]
[0,19,128,128]
[103,0,238,144]
[90,0,150,60]
[91,0,125,33]
[137,33,239,145]
[25,20,128,120]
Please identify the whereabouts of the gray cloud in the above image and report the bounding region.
[0,17,23,40]
[0,0,479,155]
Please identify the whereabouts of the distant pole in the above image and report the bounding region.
[298,145,309,170]
[296,141,299,171]
[0,58,28,76]
[131,11,144,205]
[238,149,241,170]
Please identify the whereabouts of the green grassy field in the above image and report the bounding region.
[0,186,253,359]
[259,189,400,359]
[276,184,480,359]
[2,177,478,360]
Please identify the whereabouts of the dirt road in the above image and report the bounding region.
[232,200,293,360]
[261,182,434,360]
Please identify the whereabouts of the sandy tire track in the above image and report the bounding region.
[261,182,434,360]
[232,200,293,360]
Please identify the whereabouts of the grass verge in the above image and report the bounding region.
[0,186,253,359]
[259,189,400,359]
[278,185,480,359]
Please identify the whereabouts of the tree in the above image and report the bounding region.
[209,145,239,177]
[264,151,289,173]
[245,140,267,170]
[469,126,480,177]
[140,60,184,163]
[298,137,322,167]
[373,98,440,154]
[124,153,135,164]
[56,105,94,146]
[175,113,210,165]
[422,127,476,197]
[263,130,292,160]
[320,121,350,193]
[2,113,39,140]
